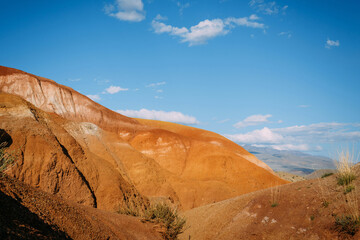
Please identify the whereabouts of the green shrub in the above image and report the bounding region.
[271,203,278,208]
[335,215,360,236]
[344,185,355,194]
[144,203,186,240]
[321,172,334,178]
[337,173,356,186]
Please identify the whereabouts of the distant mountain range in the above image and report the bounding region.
[242,145,336,176]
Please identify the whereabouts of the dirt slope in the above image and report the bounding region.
[0,66,287,210]
[180,168,360,240]
[0,93,147,211]
[0,175,162,240]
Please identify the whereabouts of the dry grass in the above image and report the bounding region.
[0,142,15,173]
[336,150,356,186]
[144,203,186,240]
[333,149,360,236]
[118,202,186,240]
[270,184,281,207]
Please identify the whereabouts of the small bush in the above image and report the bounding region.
[335,215,360,236]
[117,204,141,217]
[336,150,356,186]
[321,172,334,178]
[271,203,278,208]
[0,142,14,173]
[144,203,186,240]
[337,174,356,186]
[344,185,355,194]
[323,201,329,208]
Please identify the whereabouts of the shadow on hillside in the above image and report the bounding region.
[0,189,70,240]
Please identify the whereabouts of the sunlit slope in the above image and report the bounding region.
[0,65,287,210]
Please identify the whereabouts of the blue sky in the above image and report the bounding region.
[1,0,360,157]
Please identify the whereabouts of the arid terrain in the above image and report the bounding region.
[1,66,359,239]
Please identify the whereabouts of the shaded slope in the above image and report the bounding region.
[0,175,162,240]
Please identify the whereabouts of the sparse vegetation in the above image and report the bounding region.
[310,215,315,221]
[336,150,356,186]
[117,204,142,217]
[344,185,355,194]
[270,184,280,208]
[0,142,15,174]
[335,215,360,236]
[322,200,330,208]
[333,149,360,236]
[118,202,186,240]
[144,203,186,240]
[321,172,334,178]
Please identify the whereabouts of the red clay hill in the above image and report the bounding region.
[0,66,287,211]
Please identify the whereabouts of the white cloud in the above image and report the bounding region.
[234,114,272,128]
[249,0,287,15]
[146,81,166,87]
[86,94,101,101]
[278,31,292,38]
[177,2,190,15]
[326,39,340,49]
[249,14,259,20]
[152,15,265,46]
[105,85,129,94]
[226,122,360,151]
[105,0,145,22]
[116,109,199,124]
[270,144,310,151]
[226,127,283,144]
[154,14,167,21]
[225,17,265,29]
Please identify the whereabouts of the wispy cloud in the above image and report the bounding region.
[116,109,199,124]
[298,105,310,108]
[227,127,283,144]
[226,122,360,151]
[146,81,166,87]
[105,85,129,94]
[326,39,340,49]
[177,2,190,15]
[104,0,145,22]
[249,0,287,15]
[86,94,101,101]
[278,31,292,38]
[249,14,259,20]
[68,78,81,82]
[152,15,265,46]
[218,119,230,123]
[234,114,273,128]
